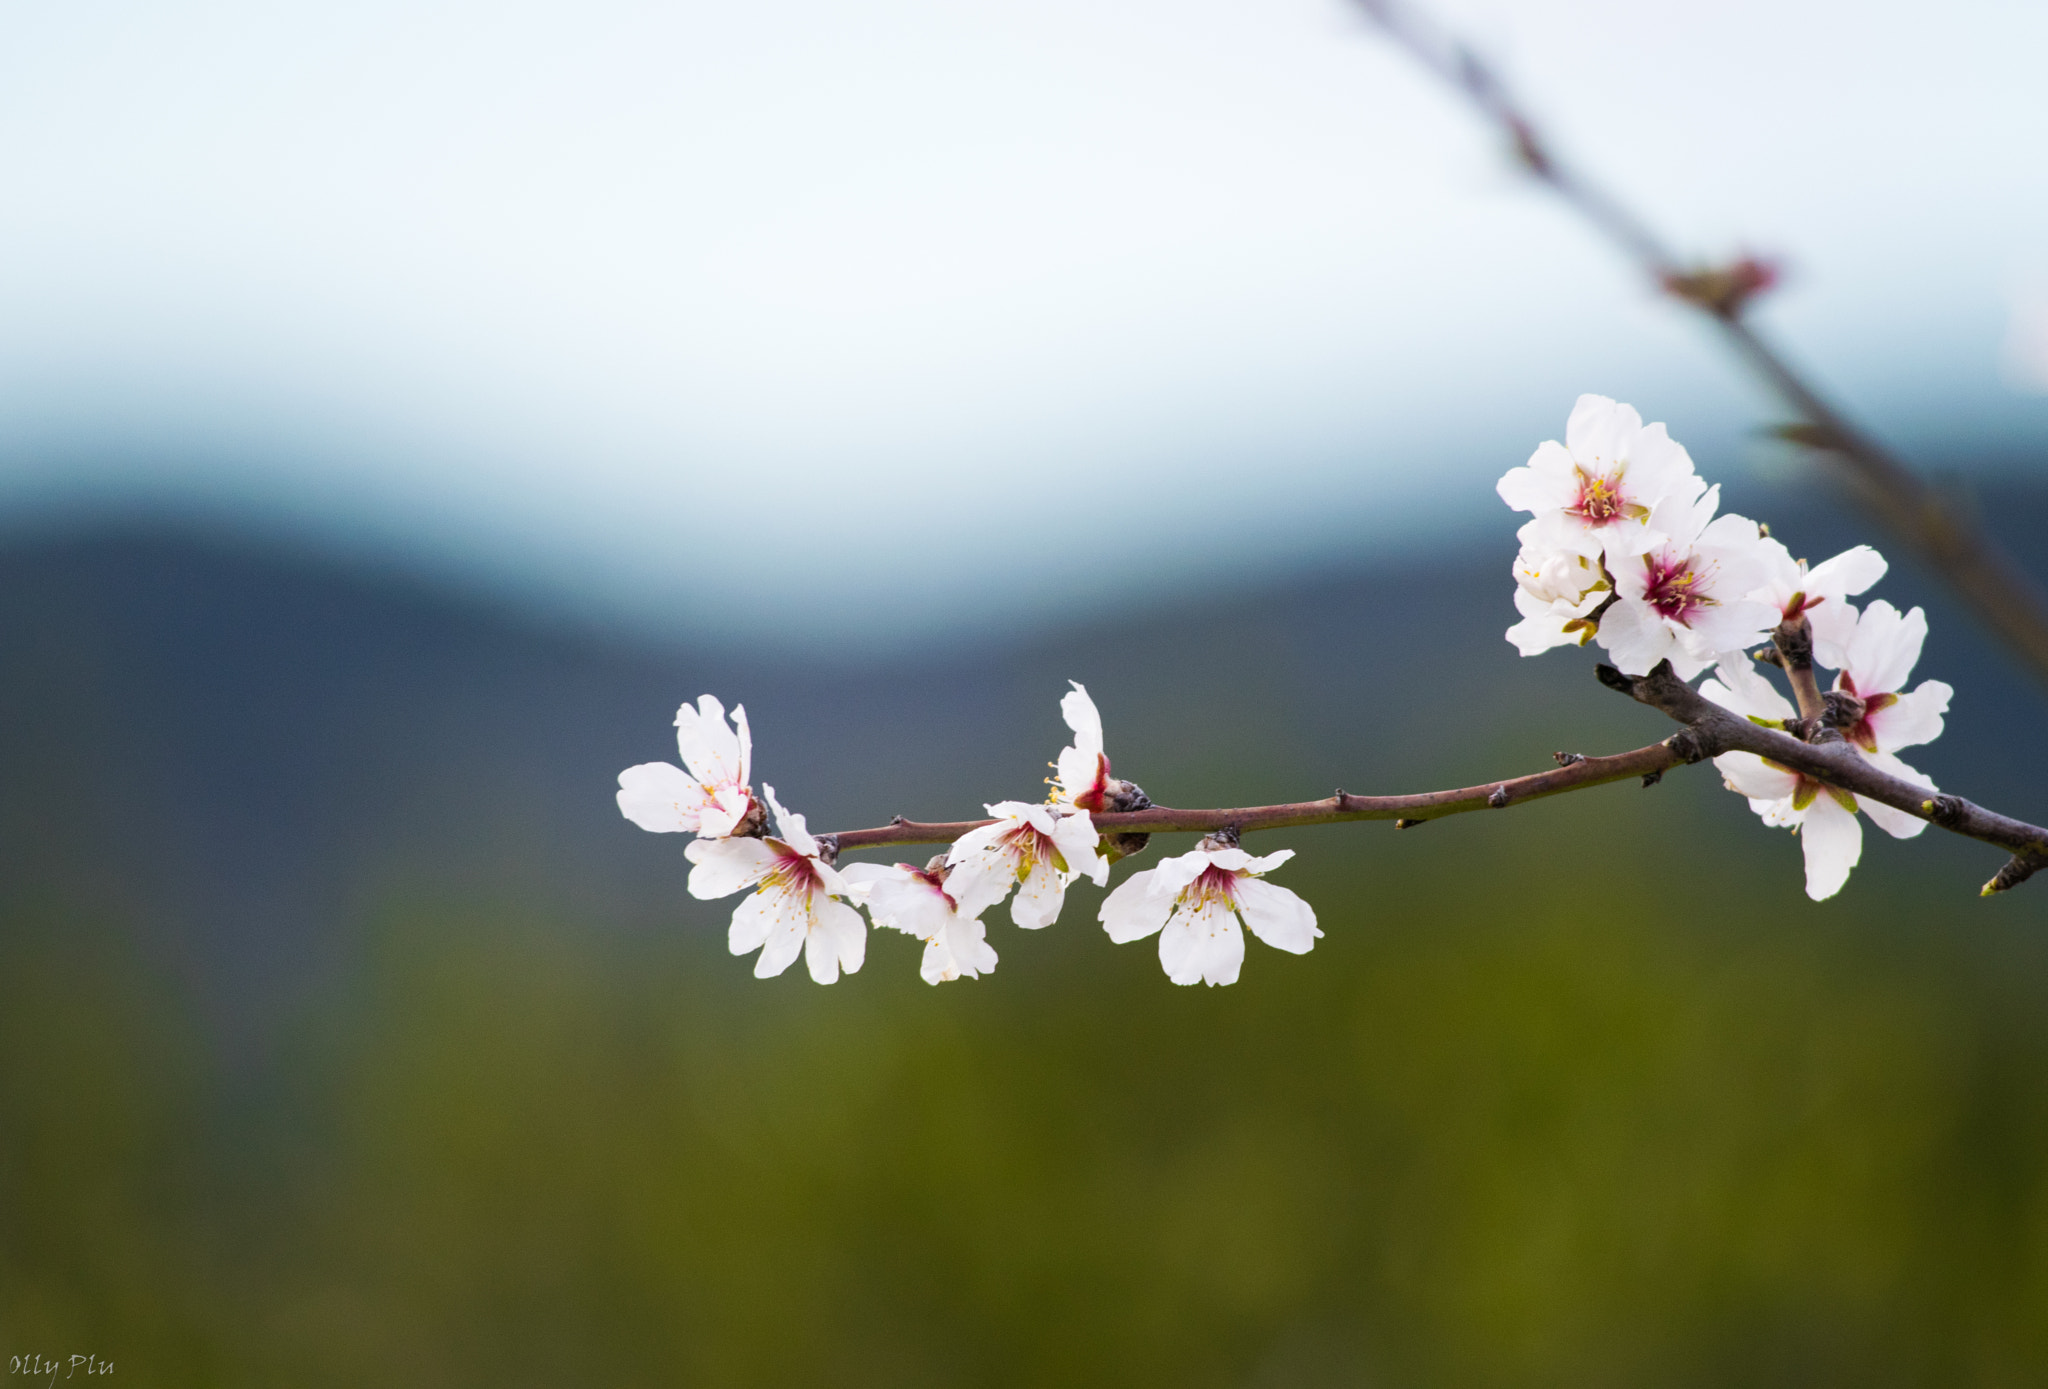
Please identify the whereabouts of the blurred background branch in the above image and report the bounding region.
[1353,0,2048,691]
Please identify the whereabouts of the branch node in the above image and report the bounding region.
[1664,728,1710,765]
[1487,784,1510,809]
[1395,817,1425,830]
[1641,769,1664,788]
[1922,795,1967,829]
[814,833,840,866]
[1595,663,1634,694]
[1552,751,1586,767]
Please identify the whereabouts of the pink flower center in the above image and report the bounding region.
[1571,466,1642,526]
[999,823,1064,879]
[764,844,823,898]
[1640,552,1717,626]
[902,864,960,911]
[1834,675,1896,754]
[1180,864,1243,911]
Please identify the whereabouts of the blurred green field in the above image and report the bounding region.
[6,524,2048,1385]
[10,781,2048,1385]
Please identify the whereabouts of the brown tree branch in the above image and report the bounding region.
[823,664,2048,897]
[1349,0,2048,690]
[828,741,1681,853]
[1597,660,2048,895]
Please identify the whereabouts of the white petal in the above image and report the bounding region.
[986,800,1056,835]
[1844,601,1926,697]
[727,886,779,954]
[864,874,956,938]
[1677,598,1778,659]
[804,897,866,984]
[1617,421,1703,512]
[616,762,711,833]
[761,785,819,859]
[1505,604,1587,658]
[696,784,756,839]
[1661,647,1714,682]
[1641,482,1718,553]
[836,861,904,892]
[1866,681,1951,753]
[685,835,778,900]
[1496,443,1577,514]
[731,703,753,786]
[674,694,746,789]
[1147,848,1213,898]
[944,819,1008,866]
[1009,856,1068,929]
[1159,901,1244,987]
[1714,751,1798,803]
[1099,869,1174,942]
[748,897,808,978]
[1055,746,1107,803]
[941,857,1016,920]
[1061,681,1104,759]
[1858,750,1935,839]
[1857,797,1928,841]
[1798,794,1863,901]
[1701,656,1796,722]
[1807,599,1860,672]
[1048,811,1108,886]
[924,918,997,984]
[1748,534,1804,613]
[1234,878,1320,955]
[1565,393,1638,466]
[1239,848,1297,875]
[1593,597,1674,676]
[1805,545,1887,602]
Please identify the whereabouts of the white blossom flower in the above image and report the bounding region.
[943,801,1107,930]
[1701,655,1937,901]
[1504,529,1611,656]
[840,861,997,984]
[684,786,865,983]
[1596,486,1778,678]
[617,694,759,839]
[1050,681,1113,810]
[1751,540,1887,669]
[1831,600,1954,759]
[1497,394,1708,560]
[1098,841,1320,987]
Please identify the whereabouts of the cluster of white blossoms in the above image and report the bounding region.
[617,683,1321,986]
[1502,394,1953,901]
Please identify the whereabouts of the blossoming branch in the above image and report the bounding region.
[619,396,2048,989]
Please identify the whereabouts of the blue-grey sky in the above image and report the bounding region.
[1,0,2044,642]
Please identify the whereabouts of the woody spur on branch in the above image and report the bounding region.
[619,394,2048,988]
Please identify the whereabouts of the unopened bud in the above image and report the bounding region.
[1101,779,1153,813]
[1100,832,1152,864]
[732,798,770,839]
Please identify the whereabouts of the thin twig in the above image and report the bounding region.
[825,664,2048,895]
[828,739,1680,853]
[1350,0,2048,689]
